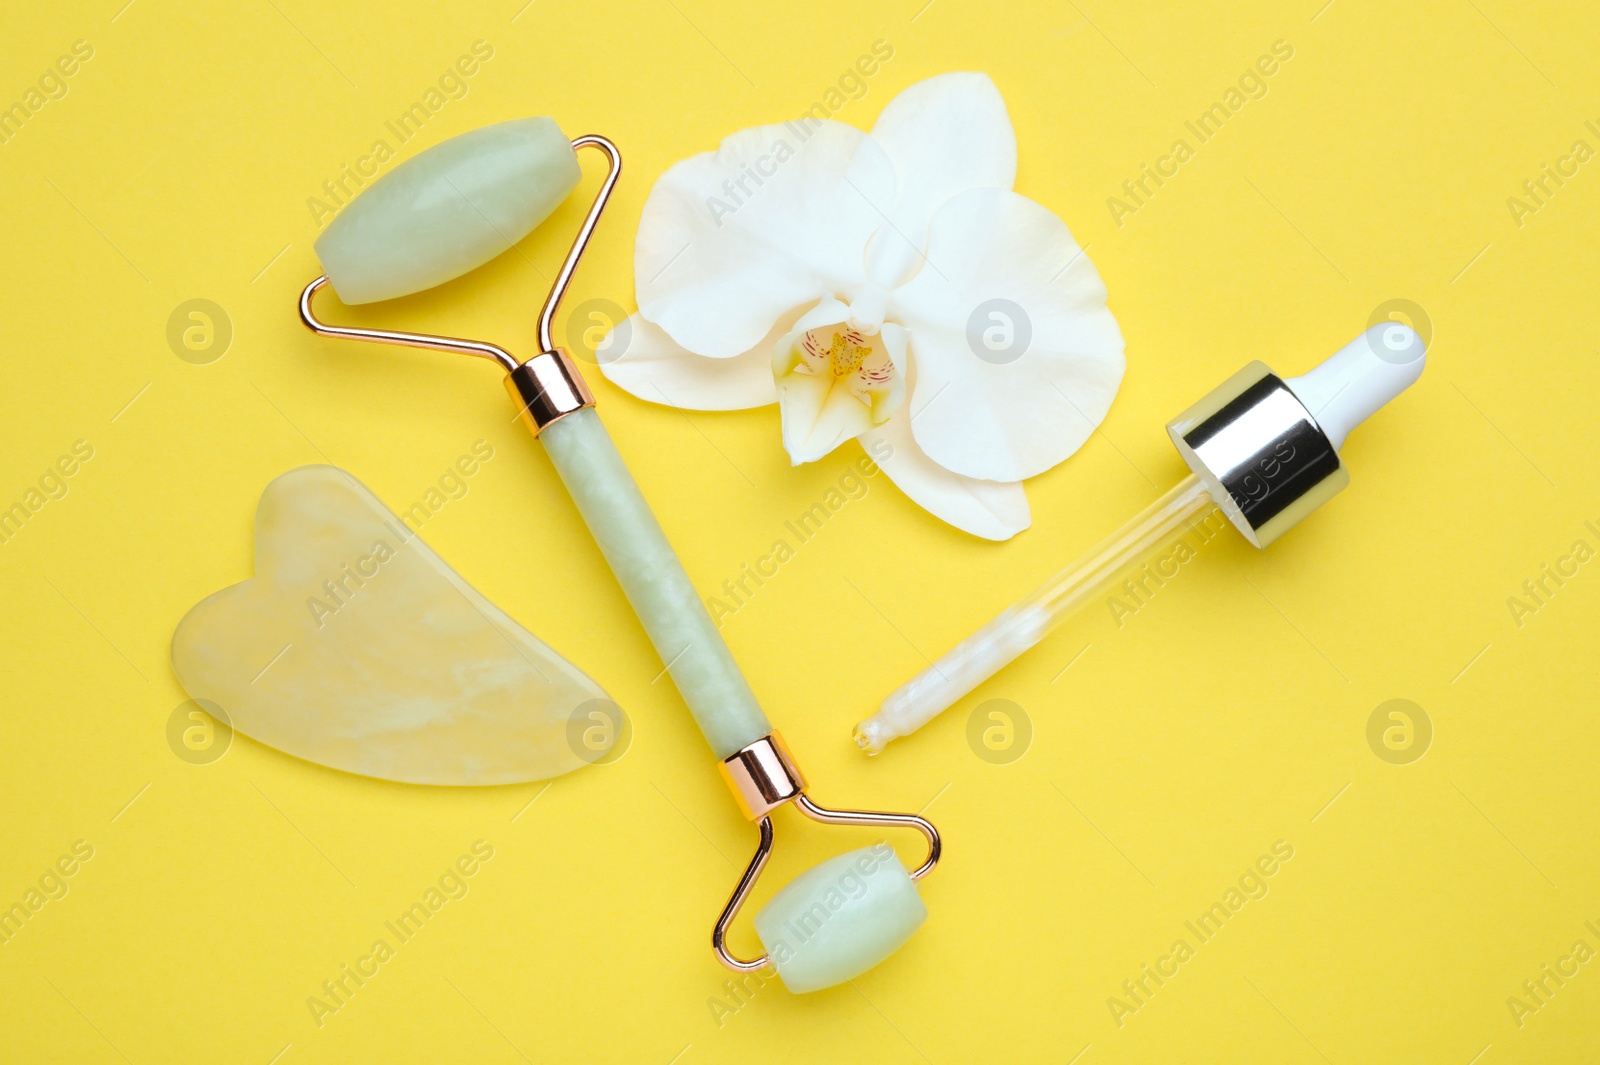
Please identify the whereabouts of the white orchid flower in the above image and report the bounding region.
[598,72,1124,540]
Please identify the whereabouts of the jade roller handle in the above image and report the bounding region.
[539,406,771,758]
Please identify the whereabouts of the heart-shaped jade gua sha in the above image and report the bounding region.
[172,465,613,784]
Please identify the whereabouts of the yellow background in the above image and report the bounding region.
[3,0,1597,1061]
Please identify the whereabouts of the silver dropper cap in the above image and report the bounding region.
[1166,323,1426,548]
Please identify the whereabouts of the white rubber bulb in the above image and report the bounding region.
[752,845,926,993]
[1286,322,1427,450]
[314,117,581,304]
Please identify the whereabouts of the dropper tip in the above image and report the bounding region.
[852,717,892,756]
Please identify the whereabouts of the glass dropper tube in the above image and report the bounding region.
[854,473,1220,754]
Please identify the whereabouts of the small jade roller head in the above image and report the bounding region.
[714,733,940,994]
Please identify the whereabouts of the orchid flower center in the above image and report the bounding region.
[824,331,872,377]
[792,324,897,409]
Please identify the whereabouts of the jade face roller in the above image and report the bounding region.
[295,118,939,992]
[855,324,1427,753]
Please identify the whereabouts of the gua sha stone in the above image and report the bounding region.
[314,116,582,305]
[171,465,611,785]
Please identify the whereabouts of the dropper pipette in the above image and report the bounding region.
[855,323,1427,754]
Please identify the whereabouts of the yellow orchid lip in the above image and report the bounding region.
[820,328,872,378]
[794,325,893,391]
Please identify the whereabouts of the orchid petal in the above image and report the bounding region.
[635,121,897,358]
[597,313,781,411]
[776,371,863,465]
[864,72,1018,288]
[860,413,1030,541]
[890,186,1124,482]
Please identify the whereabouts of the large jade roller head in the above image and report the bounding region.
[315,117,582,306]
[295,120,941,993]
